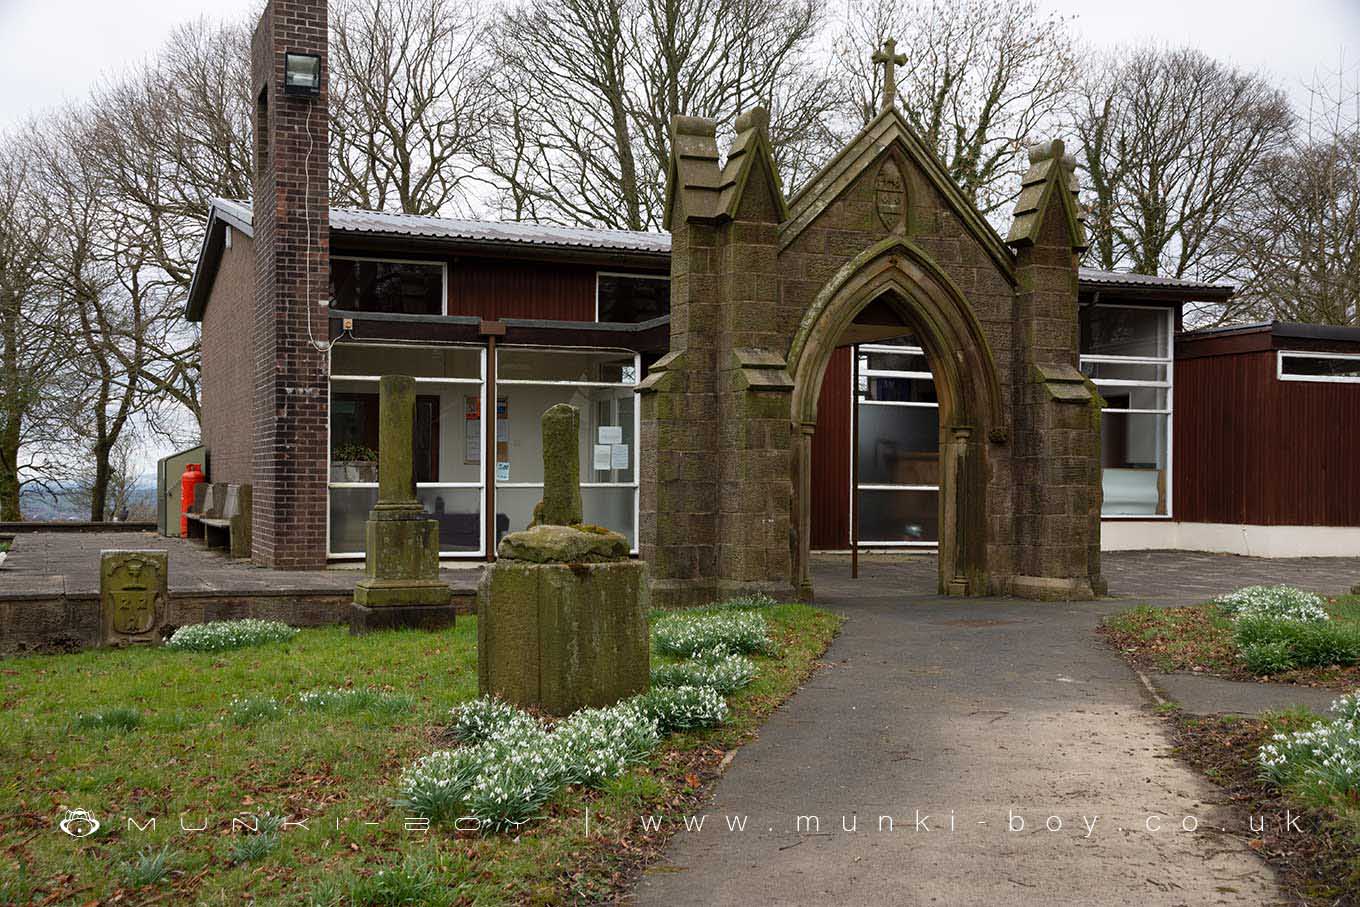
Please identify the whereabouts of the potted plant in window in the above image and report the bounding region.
[331,443,378,483]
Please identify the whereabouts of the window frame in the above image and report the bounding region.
[594,270,669,324]
[853,341,941,547]
[331,254,449,317]
[1079,303,1175,520]
[1277,350,1360,384]
[326,340,486,560]
[494,344,643,554]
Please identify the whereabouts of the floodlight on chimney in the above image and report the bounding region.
[283,52,321,96]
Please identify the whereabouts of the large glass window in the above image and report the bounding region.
[496,347,640,549]
[855,337,939,545]
[331,257,445,315]
[596,273,669,323]
[1080,304,1174,517]
[327,342,485,557]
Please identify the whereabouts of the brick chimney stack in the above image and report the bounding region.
[250,0,330,568]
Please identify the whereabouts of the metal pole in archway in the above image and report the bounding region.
[851,344,859,579]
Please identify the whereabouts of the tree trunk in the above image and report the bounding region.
[0,299,21,521]
[89,445,110,522]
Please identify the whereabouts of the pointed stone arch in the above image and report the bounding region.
[787,237,1004,597]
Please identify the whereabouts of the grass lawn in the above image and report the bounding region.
[1101,594,1360,688]
[0,604,840,905]
[1168,708,1360,904]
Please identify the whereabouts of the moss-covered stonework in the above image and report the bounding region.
[496,523,630,563]
[539,403,583,526]
[477,560,649,714]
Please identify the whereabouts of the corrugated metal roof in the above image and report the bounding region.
[205,199,1232,294]
[1077,266,1231,293]
[210,197,670,254]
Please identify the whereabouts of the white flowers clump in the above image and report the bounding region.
[551,702,660,788]
[228,695,282,726]
[1214,586,1330,623]
[651,653,756,695]
[297,687,412,714]
[1258,692,1360,795]
[637,685,728,733]
[165,619,297,652]
[711,592,778,610]
[398,604,779,833]
[653,611,774,658]
[448,696,537,743]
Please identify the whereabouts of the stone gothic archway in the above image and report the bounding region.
[787,237,1005,597]
[640,96,1105,608]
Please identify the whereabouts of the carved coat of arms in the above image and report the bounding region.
[101,551,167,644]
[874,158,907,230]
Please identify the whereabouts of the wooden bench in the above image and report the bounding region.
[185,483,252,559]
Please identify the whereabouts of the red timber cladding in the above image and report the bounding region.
[1173,348,1360,526]
[200,231,256,484]
[447,259,601,321]
[810,345,853,549]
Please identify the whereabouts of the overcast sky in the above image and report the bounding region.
[1,0,1356,132]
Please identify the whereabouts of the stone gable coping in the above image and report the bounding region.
[663,117,723,229]
[715,107,790,224]
[779,107,1017,285]
[1005,139,1088,252]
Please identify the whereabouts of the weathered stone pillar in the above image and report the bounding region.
[1005,140,1106,600]
[479,404,648,714]
[351,374,454,632]
[539,403,582,525]
[640,108,796,607]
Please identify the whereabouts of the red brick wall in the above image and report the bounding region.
[250,0,330,568]
[200,231,257,485]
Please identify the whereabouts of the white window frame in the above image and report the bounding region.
[853,342,941,548]
[495,345,642,554]
[1079,304,1175,520]
[594,271,668,323]
[332,254,449,316]
[1277,350,1360,384]
[326,341,486,559]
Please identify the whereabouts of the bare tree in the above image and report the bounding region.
[69,432,154,521]
[32,111,151,522]
[330,0,494,216]
[1072,46,1294,303]
[0,138,75,520]
[1219,69,1360,326]
[832,0,1079,218]
[81,18,256,428]
[479,0,840,230]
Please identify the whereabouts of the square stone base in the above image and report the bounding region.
[479,560,649,714]
[1008,574,1101,601]
[354,578,451,607]
[349,602,457,634]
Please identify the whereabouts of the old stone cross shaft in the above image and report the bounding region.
[872,37,907,113]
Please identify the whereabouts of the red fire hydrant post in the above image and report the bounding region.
[180,463,205,536]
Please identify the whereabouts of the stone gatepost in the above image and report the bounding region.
[478,403,649,715]
[351,374,455,632]
[639,108,796,608]
[1005,140,1107,600]
[100,550,168,646]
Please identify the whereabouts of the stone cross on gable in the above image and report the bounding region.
[872,37,907,113]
